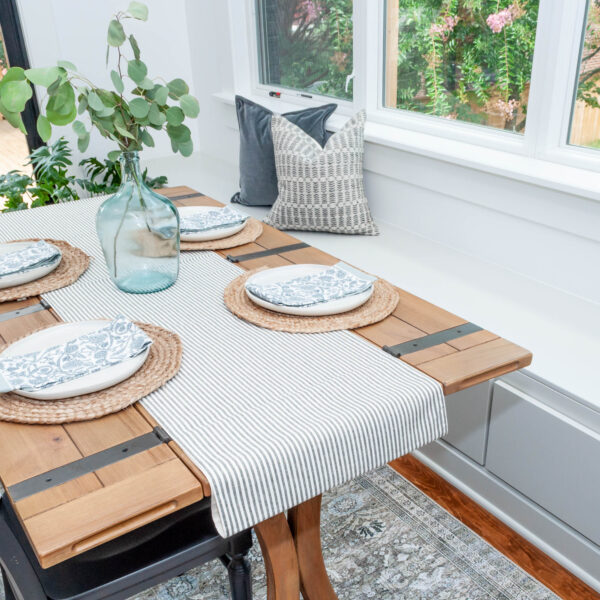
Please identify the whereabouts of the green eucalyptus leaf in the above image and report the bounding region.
[137,77,154,90]
[179,94,199,118]
[165,106,184,126]
[166,122,191,142]
[127,59,147,84]
[57,60,77,71]
[170,137,179,153]
[97,89,120,106]
[148,103,166,126]
[154,85,168,105]
[0,80,32,112]
[129,35,141,60]
[36,115,52,142]
[141,129,154,147]
[0,97,26,133]
[107,150,121,162]
[24,66,62,87]
[167,78,188,99]
[114,121,136,140]
[46,84,76,125]
[107,19,126,46]
[87,91,104,111]
[129,97,150,119]
[72,120,87,138]
[110,70,124,94]
[47,77,62,96]
[127,1,148,21]
[77,95,88,115]
[77,133,90,153]
[96,105,115,117]
[178,139,193,157]
[0,67,25,83]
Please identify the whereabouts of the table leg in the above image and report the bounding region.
[255,513,300,600]
[288,495,338,600]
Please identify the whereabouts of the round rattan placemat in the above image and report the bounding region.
[224,268,400,333]
[0,322,182,424]
[180,218,263,251]
[0,239,90,303]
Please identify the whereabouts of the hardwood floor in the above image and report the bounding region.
[390,455,600,600]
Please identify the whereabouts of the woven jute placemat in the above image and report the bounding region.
[224,268,399,333]
[0,321,182,424]
[180,218,263,251]
[0,239,90,303]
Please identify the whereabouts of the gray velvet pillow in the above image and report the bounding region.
[231,96,336,207]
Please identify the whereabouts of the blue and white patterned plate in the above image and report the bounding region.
[245,263,375,316]
[0,320,150,400]
[178,206,248,242]
[0,241,62,290]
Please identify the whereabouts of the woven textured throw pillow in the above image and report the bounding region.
[264,110,378,235]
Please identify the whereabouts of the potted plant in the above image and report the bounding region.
[0,1,199,293]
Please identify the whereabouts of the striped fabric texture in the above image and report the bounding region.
[265,110,379,235]
[0,201,447,538]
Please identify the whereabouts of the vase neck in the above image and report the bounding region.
[120,152,143,184]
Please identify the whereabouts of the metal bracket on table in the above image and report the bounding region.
[383,322,483,358]
[0,298,51,323]
[8,426,172,502]
[227,242,309,263]
[170,192,206,200]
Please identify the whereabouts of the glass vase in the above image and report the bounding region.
[96,151,179,293]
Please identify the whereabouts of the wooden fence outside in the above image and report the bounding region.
[570,100,600,147]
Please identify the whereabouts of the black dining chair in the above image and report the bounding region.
[0,494,252,600]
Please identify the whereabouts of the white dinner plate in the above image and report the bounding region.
[245,264,374,317]
[178,206,248,242]
[1,320,150,400]
[0,241,62,290]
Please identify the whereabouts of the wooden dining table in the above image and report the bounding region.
[0,185,532,599]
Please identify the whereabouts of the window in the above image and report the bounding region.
[383,1,539,133]
[238,0,600,178]
[255,0,354,100]
[569,0,600,150]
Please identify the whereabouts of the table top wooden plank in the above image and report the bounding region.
[354,315,427,348]
[417,338,531,395]
[398,343,458,367]
[446,329,499,350]
[0,308,57,343]
[65,409,174,487]
[23,458,202,568]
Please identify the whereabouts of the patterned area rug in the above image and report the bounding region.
[0,466,558,600]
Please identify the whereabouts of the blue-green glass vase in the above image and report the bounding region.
[96,151,179,293]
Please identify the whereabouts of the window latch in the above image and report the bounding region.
[345,71,355,94]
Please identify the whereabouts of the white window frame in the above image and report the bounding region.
[226,0,600,179]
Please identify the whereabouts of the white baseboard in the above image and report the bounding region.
[413,440,600,593]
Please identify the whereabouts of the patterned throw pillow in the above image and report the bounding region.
[264,110,379,235]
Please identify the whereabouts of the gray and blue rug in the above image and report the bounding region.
[0,466,558,599]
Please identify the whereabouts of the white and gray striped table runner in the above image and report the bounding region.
[0,200,447,538]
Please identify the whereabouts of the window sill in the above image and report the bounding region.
[213,91,600,204]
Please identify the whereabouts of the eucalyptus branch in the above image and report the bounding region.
[0,1,199,158]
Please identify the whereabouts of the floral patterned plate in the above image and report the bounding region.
[1,320,150,401]
[245,264,374,317]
